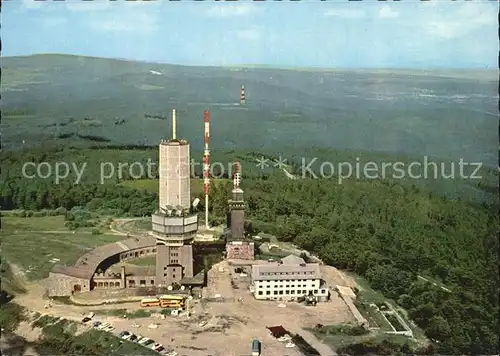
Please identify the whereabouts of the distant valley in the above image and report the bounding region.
[1,54,497,167]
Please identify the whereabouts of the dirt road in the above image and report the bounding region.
[109,218,142,236]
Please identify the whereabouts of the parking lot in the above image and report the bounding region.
[17,261,354,356]
[81,312,178,356]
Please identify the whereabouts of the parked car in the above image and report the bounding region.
[128,334,138,342]
[81,317,91,323]
[135,336,145,343]
[103,325,114,332]
[97,322,110,330]
[140,338,154,346]
[150,343,162,350]
[155,346,165,353]
[118,330,130,339]
[92,321,101,328]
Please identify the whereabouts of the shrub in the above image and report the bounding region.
[0,302,26,332]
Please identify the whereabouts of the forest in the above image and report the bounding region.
[0,146,498,355]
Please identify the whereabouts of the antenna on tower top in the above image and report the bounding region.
[203,110,211,229]
[172,109,177,140]
[234,161,241,189]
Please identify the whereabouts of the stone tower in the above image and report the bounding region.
[226,161,254,260]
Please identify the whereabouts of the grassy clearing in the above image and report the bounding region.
[35,318,159,356]
[31,315,61,328]
[312,324,370,349]
[92,308,153,318]
[0,216,125,280]
[0,260,27,296]
[344,273,397,331]
[0,302,27,332]
[356,303,393,331]
[4,215,69,231]
[385,313,405,332]
[345,272,427,341]
[127,256,156,266]
[314,323,418,352]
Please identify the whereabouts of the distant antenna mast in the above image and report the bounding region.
[172,109,177,140]
[240,85,246,105]
[203,110,211,229]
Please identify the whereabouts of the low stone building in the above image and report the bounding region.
[47,236,157,297]
[226,240,255,260]
[47,266,92,296]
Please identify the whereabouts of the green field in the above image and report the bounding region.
[91,308,153,319]
[0,216,125,280]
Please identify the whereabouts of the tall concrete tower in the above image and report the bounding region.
[152,109,198,287]
[158,109,191,210]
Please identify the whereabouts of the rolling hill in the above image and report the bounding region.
[2,54,497,168]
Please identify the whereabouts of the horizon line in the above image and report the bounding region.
[4,53,496,71]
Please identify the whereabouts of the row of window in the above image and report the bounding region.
[122,248,156,259]
[259,271,315,276]
[257,289,311,296]
[259,279,318,284]
[257,289,326,296]
[163,267,178,271]
[258,284,311,288]
[128,279,155,285]
[95,281,120,288]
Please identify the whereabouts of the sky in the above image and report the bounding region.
[3,0,498,68]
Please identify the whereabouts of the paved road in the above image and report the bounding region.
[110,218,144,236]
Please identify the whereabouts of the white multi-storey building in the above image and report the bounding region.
[251,255,329,301]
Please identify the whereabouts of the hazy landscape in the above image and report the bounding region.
[1,51,498,356]
[2,54,497,167]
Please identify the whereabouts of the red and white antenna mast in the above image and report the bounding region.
[203,110,211,229]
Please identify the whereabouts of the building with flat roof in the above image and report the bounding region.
[251,255,329,301]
